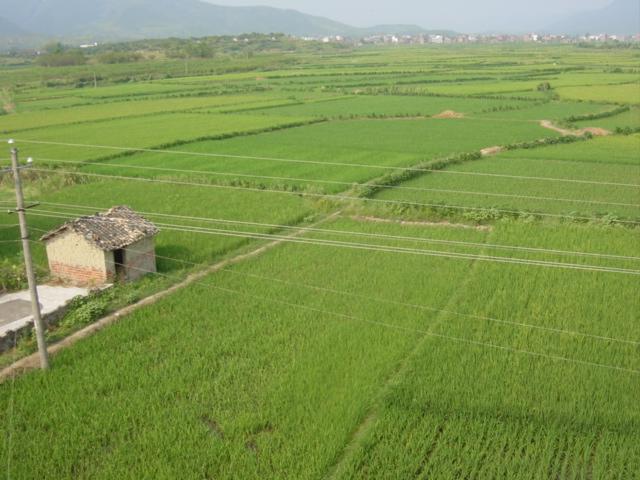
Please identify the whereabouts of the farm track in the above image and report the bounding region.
[324,231,494,479]
[539,120,611,137]
[0,211,340,382]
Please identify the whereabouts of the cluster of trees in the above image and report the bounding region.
[36,43,86,67]
[35,42,150,67]
[96,51,143,64]
[536,82,553,92]
[577,41,640,50]
[122,33,345,59]
[33,34,347,68]
[36,42,147,67]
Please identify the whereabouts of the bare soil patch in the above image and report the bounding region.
[351,215,492,231]
[433,110,465,119]
[481,146,503,156]
[540,120,611,137]
[580,127,611,137]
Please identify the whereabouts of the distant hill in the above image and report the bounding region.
[0,0,432,42]
[546,0,640,35]
[0,0,348,38]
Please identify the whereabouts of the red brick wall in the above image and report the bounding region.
[50,261,108,285]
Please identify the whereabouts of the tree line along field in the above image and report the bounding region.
[0,43,639,478]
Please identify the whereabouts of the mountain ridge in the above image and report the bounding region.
[0,0,437,42]
[0,0,636,46]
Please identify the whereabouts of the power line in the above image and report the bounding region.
[29,208,640,274]
[33,157,640,209]
[68,238,635,346]
[217,267,640,346]
[16,138,640,188]
[27,210,640,275]
[27,168,640,225]
[144,222,640,275]
[33,246,635,376]
[35,201,640,262]
[26,222,633,345]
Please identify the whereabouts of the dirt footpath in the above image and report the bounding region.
[540,120,610,137]
[481,146,503,156]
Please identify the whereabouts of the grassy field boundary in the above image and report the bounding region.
[32,117,329,166]
[13,85,275,115]
[327,133,640,225]
[348,87,548,103]
[1,100,295,135]
[563,105,631,126]
[215,95,355,115]
[351,133,588,200]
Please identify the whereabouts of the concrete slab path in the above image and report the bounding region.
[0,286,88,337]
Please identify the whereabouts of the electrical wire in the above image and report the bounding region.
[144,222,640,275]
[32,157,640,208]
[34,200,640,262]
[27,210,640,275]
[15,138,640,188]
[62,238,635,346]
[217,266,640,346]
[27,168,640,225]
[41,250,636,376]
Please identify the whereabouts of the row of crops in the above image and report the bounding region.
[0,43,638,478]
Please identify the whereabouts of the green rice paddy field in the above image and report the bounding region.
[0,44,638,479]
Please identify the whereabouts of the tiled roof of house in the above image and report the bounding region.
[40,206,159,251]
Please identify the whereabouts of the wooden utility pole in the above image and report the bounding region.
[7,142,49,369]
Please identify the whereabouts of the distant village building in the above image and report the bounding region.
[41,206,159,286]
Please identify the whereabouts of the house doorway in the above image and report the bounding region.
[114,249,125,281]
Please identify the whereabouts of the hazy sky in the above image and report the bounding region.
[209,0,613,31]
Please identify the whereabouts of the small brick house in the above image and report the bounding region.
[41,206,159,286]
